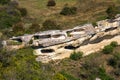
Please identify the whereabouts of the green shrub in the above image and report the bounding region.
[47,0,56,7]
[70,51,83,60]
[60,6,77,15]
[102,45,113,54]
[110,41,118,47]
[42,19,61,30]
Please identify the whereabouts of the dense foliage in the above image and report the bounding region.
[0,47,54,80]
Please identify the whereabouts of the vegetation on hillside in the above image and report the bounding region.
[1,0,120,39]
[0,0,120,80]
[0,42,119,80]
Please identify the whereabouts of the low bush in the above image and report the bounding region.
[70,51,83,60]
[47,0,56,7]
[42,19,61,30]
[110,41,118,47]
[102,45,113,54]
[60,6,77,15]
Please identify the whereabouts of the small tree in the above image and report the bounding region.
[70,51,83,60]
[47,0,56,7]
[102,45,113,54]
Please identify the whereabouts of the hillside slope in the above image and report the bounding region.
[19,0,120,29]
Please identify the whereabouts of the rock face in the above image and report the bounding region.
[7,14,120,63]
[33,27,120,63]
